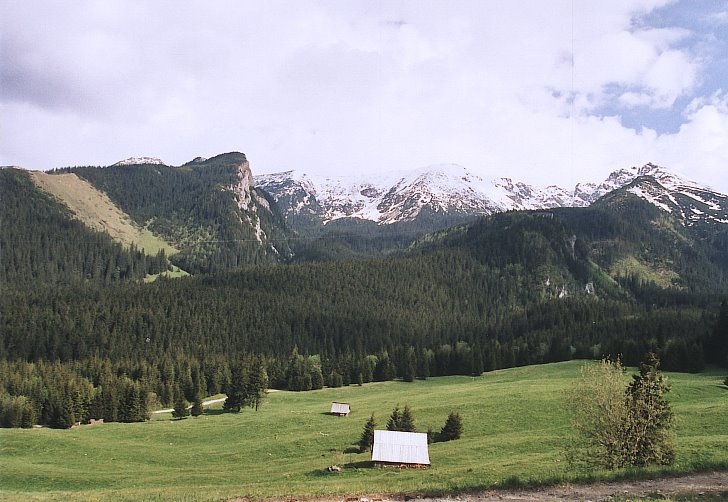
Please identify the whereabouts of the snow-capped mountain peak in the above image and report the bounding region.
[255,162,728,228]
[113,157,165,166]
[622,163,728,225]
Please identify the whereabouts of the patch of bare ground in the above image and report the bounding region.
[230,471,728,502]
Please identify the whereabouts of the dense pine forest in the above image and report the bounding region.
[1,165,728,428]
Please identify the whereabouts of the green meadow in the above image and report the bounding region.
[1,361,727,501]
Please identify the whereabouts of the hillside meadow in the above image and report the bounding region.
[1,361,727,501]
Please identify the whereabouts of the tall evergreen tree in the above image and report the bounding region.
[707,300,728,366]
[386,404,415,432]
[399,404,416,432]
[190,397,204,417]
[172,384,189,419]
[439,411,463,441]
[223,359,249,413]
[624,352,675,466]
[172,394,189,419]
[246,355,268,411]
[358,413,377,453]
[386,404,402,431]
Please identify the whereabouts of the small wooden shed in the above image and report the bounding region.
[330,402,351,416]
[371,430,430,467]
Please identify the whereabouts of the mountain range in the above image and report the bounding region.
[2,151,728,390]
[2,153,727,274]
[254,162,728,229]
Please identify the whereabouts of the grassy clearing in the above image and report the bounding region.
[29,171,177,256]
[610,255,680,288]
[1,362,726,501]
[144,265,190,282]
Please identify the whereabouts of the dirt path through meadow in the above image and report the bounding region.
[372,470,728,501]
[244,470,728,502]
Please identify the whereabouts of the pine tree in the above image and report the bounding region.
[358,413,377,453]
[246,355,268,411]
[172,395,189,419]
[190,397,204,417]
[624,352,675,466]
[329,370,343,388]
[707,300,728,366]
[224,359,248,412]
[386,404,415,432]
[403,348,416,382]
[386,404,402,431]
[399,404,416,432]
[439,411,463,441]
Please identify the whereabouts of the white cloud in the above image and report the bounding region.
[1,0,726,195]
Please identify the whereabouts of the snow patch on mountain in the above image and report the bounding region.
[618,163,728,225]
[255,162,728,227]
[113,157,165,166]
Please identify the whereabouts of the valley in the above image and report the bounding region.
[1,154,728,500]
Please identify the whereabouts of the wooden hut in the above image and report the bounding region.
[330,402,351,416]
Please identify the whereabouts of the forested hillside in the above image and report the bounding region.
[0,168,167,286]
[61,152,292,273]
[2,170,728,428]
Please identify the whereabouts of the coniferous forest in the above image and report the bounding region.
[1,164,727,428]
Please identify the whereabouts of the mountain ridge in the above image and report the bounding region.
[254,162,728,229]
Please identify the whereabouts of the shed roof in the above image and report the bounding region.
[371,430,430,465]
[330,402,350,414]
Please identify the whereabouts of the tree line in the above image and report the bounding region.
[3,173,728,428]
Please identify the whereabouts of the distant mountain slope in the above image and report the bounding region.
[66,152,292,274]
[29,170,177,256]
[5,191,725,371]
[255,162,728,231]
[0,168,166,286]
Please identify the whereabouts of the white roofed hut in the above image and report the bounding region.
[330,402,351,416]
[371,430,430,468]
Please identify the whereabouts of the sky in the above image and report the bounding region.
[1,0,727,193]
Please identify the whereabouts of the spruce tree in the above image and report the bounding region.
[624,352,675,466]
[403,348,416,382]
[399,404,416,432]
[386,404,415,432]
[246,355,268,411]
[386,404,402,431]
[190,397,204,417]
[172,395,189,419]
[440,411,463,441]
[224,359,248,412]
[358,413,377,453]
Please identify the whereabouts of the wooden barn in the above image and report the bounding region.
[371,430,430,467]
[330,402,351,416]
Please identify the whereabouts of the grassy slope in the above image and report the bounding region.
[29,171,178,256]
[1,362,726,501]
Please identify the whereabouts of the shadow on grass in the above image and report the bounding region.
[343,446,360,454]
[344,460,373,469]
[306,462,373,478]
[202,408,229,416]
